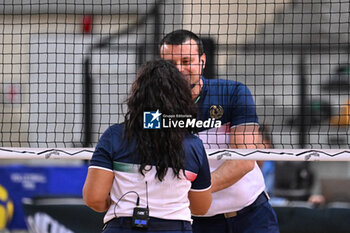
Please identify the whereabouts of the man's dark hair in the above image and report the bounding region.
[159,29,204,56]
[124,59,197,181]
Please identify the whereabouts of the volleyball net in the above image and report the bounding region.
[1,1,350,161]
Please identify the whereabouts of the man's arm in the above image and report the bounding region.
[210,124,264,193]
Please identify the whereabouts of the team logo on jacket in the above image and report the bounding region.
[209,105,224,119]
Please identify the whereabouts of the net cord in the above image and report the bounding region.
[1,147,350,161]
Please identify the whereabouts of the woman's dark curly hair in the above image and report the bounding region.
[124,59,197,181]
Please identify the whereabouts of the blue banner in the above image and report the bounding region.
[0,164,88,229]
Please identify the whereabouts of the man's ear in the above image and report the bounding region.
[200,53,206,70]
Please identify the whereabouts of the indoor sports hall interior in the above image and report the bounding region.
[1,1,350,233]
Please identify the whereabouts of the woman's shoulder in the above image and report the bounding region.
[184,133,202,142]
[104,123,124,135]
[183,134,205,151]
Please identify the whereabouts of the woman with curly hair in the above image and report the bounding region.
[83,59,212,233]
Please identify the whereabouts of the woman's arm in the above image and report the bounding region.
[83,168,114,212]
[188,189,212,215]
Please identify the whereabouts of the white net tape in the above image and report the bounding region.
[1,148,350,161]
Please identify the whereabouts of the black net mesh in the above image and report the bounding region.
[0,1,350,149]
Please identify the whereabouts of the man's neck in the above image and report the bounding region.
[192,77,203,100]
